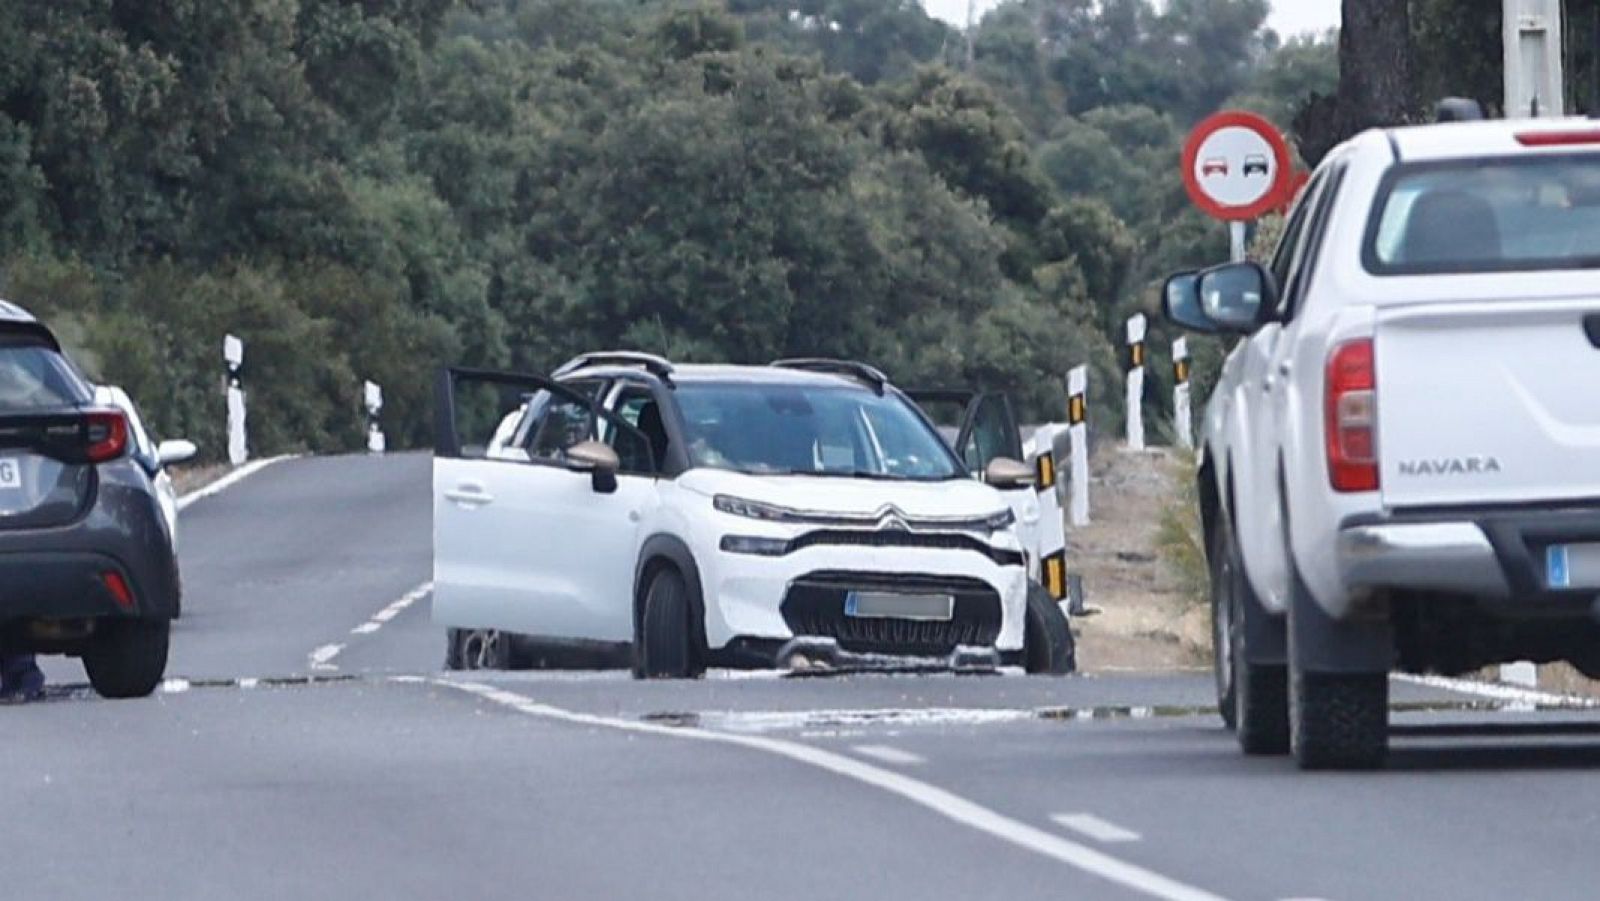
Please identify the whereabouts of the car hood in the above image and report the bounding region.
[677,468,1009,518]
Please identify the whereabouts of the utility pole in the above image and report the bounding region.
[1503,0,1565,118]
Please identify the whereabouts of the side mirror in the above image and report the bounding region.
[1196,261,1277,333]
[983,457,1036,490]
[566,440,621,494]
[156,439,197,467]
[1162,271,1213,333]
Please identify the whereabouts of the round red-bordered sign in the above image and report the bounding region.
[1181,110,1293,221]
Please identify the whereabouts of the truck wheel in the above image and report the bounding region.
[1024,582,1076,675]
[1214,518,1288,754]
[83,619,169,699]
[1290,669,1388,770]
[637,567,703,680]
[1287,575,1389,770]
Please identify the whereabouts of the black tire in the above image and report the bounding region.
[1212,516,1289,754]
[83,619,169,699]
[637,567,701,679]
[1023,582,1076,675]
[448,628,515,671]
[1289,669,1388,770]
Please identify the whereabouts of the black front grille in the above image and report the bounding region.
[788,530,1023,567]
[780,571,1002,655]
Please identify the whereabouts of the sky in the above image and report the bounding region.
[922,0,1342,38]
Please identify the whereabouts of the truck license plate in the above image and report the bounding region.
[1546,543,1600,590]
[844,591,954,621]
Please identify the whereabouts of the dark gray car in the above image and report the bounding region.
[0,301,179,697]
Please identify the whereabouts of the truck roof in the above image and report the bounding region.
[1385,116,1600,162]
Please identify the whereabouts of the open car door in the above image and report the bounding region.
[433,367,658,644]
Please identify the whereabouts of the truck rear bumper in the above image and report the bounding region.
[1338,523,1510,597]
[1338,505,1600,609]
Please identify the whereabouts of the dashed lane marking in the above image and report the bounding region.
[350,582,432,637]
[1052,813,1142,843]
[851,744,925,766]
[432,678,1232,901]
[175,455,298,512]
[308,643,344,672]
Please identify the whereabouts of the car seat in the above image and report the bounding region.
[1398,190,1501,265]
[634,401,670,471]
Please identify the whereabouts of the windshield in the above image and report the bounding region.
[675,382,963,480]
[0,343,90,413]
[1364,154,1600,274]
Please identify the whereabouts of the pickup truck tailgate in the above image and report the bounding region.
[1376,301,1600,508]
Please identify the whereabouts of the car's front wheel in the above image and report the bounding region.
[1023,582,1076,674]
[637,567,702,679]
[83,619,169,698]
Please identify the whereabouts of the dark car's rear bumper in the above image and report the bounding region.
[0,465,179,624]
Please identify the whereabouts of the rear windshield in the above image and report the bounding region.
[1364,154,1600,275]
[0,342,91,412]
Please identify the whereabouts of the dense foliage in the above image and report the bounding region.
[0,1,1334,458]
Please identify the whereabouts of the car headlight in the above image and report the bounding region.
[982,507,1015,532]
[713,494,796,522]
[719,535,791,556]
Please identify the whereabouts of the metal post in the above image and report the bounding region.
[364,381,386,454]
[1504,0,1565,118]
[223,334,247,466]
[1173,337,1193,450]
[1066,365,1090,527]
[1228,220,1248,263]
[1124,314,1146,451]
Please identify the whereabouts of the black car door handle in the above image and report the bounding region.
[1585,313,1600,348]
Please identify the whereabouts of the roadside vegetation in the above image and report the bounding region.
[0,1,1338,459]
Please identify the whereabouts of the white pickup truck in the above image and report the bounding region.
[1165,116,1600,769]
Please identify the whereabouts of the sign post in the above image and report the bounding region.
[1066,365,1090,527]
[1173,337,1193,450]
[223,334,247,466]
[364,381,386,454]
[1182,110,1294,260]
[1125,314,1146,451]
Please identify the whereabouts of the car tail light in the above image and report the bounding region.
[1325,339,1378,492]
[1515,129,1600,147]
[84,411,128,463]
[102,571,135,610]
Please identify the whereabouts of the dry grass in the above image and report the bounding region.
[170,463,230,496]
[1153,450,1208,615]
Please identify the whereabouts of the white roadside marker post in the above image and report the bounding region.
[1173,337,1193,450]
[1030,423,1069,606]
[1066,365,1090,527]
[363,381,386,455]
[223,334,247,466]
[1124,313,1146,451]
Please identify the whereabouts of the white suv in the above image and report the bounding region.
[432,354,1072,677]
[1166,117,1600,769]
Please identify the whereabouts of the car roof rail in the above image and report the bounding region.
[552,351,675,384]
[770,358,888,394]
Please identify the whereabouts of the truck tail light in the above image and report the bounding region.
[1325,339,1378,492]
[83,410,128,464]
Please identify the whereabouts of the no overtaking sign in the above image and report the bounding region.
[1181,110,1293,222]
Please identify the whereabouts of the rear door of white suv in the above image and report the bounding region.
[432,368,659,643]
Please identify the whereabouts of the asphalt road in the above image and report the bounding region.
[14,453,1600,901]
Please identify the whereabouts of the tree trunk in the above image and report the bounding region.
[1294,0,1414,166]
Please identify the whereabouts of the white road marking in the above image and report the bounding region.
[1393,673,1599,709]
[160,678,192,694]
[852,744,925,766]
[431,678,1231,901]
[308,643,345,672]
[1053,812,1142,843]
[175,455,298,512]
[703,706,1036,734]
[348,581,432,637]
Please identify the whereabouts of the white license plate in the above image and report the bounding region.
[0,459,18,490]
[1546,543,1600,590]
[844,591,954,621]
